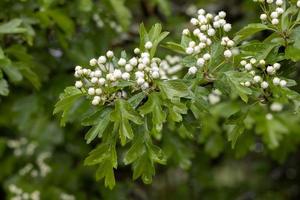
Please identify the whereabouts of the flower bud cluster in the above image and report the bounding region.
[8,184,40,200]
[254,0,285,25]
[74,45,182,106]
[182,9,235,75]
[7,138,37,157]
[239,58,287,89]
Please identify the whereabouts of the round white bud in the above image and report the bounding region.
[91,77,98,83]
[106,50,114,58]
[137,78,145,85]
[261,81,269,89]
[94,70,102,77]
[245,63,252,71]
[98,56,107,64]
[203,53,211,61]
[129,58,138,66]
[273,77,280,85]
[253,76,262,83]
[280,80,287,87]
[197,58,205,67]
[113,69,122,78]
[134,48,140,54]
[151,71,160,79]
[260,14,267,21]
[145,41,153,49]
[188,66,198,75]
[273,63,281,70]
[75,81,83,88]
[98,78,106,85]
[89,58,97,66]
[272,18,279,25]
[88,88,95,95]
[118,58,126,66]
[223,23,232,32]
[122,72,130,80]
[186,47,194,54]
[224,50,232,58]
[125,64,133,72]
[95,88,102,95]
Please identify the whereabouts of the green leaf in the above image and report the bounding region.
[0,19,26,34]
[285,27,300,61]
[108,0,131,30]
[139,92,166,129]
[128,92,146,108]
[84,108,112,144]
[216,71,252,102]
[256,116,288,149]
[53,87,84,126]
[158,80,189,100]
[46,10,75,35]
[162,42,186,54]
[124,136,145,165]
[0,60,23,83]
[234,23,272,43]
[0,79,9,96]
[111,99,143,145]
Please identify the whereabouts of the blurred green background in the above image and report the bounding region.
[0,0,299,199]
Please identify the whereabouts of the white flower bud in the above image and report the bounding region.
[273,63,281,70]
[188,66,198,75]
[280,80,287,87]
[75,65,82,71]
[91,77,98,83]
[270,12,278,19]
[223,23,232,32]
[129,58,138,66]
[118,58,126,66]
[224,50,232,58]
[197,58,205,67]
[151,71,160,79]
[245,63,252,71]
[207,28,216,36]
[267,66,275,74]
[245,81,251,87]
[182,29,190,35]
[253,76,262,83]
[261,81,269,89]
[276,0,283,6]
[88,88,95,95]
[227,40,235,47]
[203,53,211,60]
[137,78,145,85]
[272,18,279,25]
[122,72,130,80]
[94,70,102,77]
[218,11,226,18]
[98,78,106,85]
[186,47,194,54]
[240,60,247,66]
[271,102,283,112]
[95,88,102,95]
[98,56,107,64]
[106,50,114,58]
[134,48,140,54]
[273,77,280,85]
[297,0,300,8]
[145,41,153,49]
[266,113,273,120]
[190,18,198,25]
[113,69,122,78]
[259,60,266,65]
[92,97,100,106]
[89,58,97,66]
[141,82,149,90]
[75,81,83,88]
[260,14,267,21]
